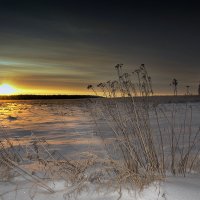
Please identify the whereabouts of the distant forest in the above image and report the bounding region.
[0,95,101,100]
[0,94,200,103]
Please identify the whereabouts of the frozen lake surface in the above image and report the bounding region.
[0,99,200,156]
[0,99,200,200]
[0,99,103,157]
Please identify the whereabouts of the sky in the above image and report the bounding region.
[0,0,200,95]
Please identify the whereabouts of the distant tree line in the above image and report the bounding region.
[0,94,101,100]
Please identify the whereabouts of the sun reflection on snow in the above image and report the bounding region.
[0,100,97,151]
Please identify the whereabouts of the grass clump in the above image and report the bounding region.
[87,64,200,189]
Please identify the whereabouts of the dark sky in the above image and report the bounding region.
[0,0,200,95]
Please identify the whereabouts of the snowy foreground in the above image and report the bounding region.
[0,175,200,200]
[1,100,200,200]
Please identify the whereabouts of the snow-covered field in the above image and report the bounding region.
[0,99,200,200]
[0,174,200,200]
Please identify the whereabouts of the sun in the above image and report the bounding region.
[0,83,17,95]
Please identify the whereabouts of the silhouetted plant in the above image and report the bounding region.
[198,82,200,95]
[172,78,178,96]
[186,85,190,95]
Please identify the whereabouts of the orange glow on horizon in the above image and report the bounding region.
[0,84,172,96]
[0,83,172,96]
[7,86,93,95]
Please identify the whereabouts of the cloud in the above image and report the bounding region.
[0,2,200,95]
